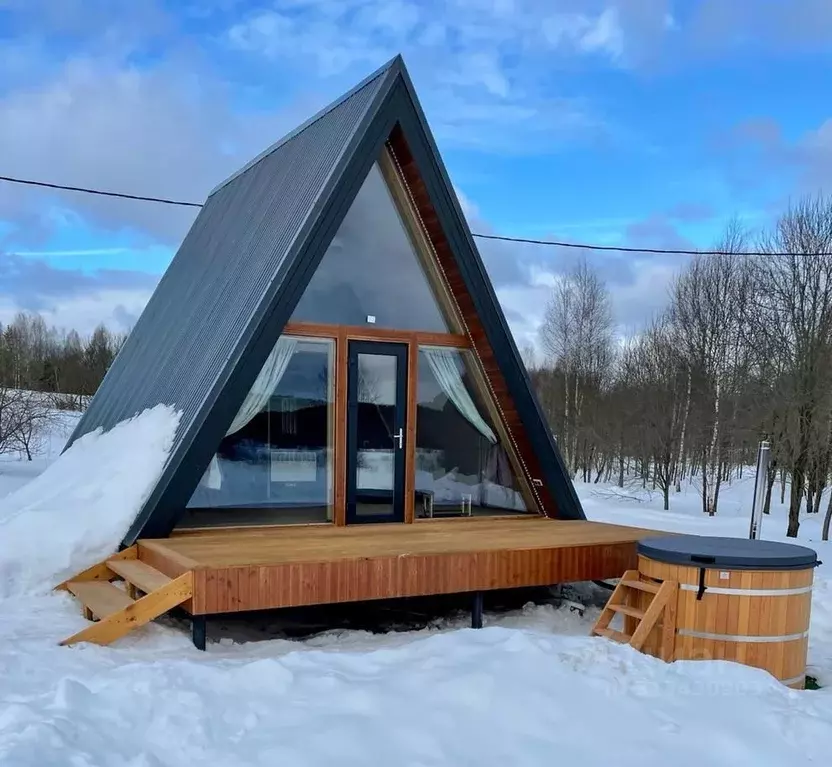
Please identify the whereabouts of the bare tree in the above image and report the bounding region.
[540,258,615,474]
[0,386,27,455]
[12,393,57,461]
[621,317,686,510]
[751,196,832,537]
[512,195,832,540]
[670,222,752,514]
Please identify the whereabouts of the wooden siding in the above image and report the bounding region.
[139,518,661,615]
[638,555,813,688]
[386,127,558,517]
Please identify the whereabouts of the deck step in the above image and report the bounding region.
[61,572,194,647]
[609,604,645,620]
[66,581,134,620]
[107,559,171,594]
[620,579,659,594]
[597,627,632,643]
[591,572,679,660]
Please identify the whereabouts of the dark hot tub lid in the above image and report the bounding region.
[637,535,819,570]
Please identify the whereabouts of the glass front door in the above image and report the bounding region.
[346,341,408,524]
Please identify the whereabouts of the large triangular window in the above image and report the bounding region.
[290,161,457,332]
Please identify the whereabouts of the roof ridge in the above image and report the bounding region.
[207,55,403,199]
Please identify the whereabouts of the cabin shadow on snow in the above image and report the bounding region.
[165,582,610,646]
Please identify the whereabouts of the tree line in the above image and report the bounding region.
[0,313,125,460]
[528,194,832,540]
[0,312,124,400]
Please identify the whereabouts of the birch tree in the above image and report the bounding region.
[670,223,751,514]
[540,258,614,475]
[622,317,685,510]
[751,195,832,537]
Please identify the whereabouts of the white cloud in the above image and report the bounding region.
[0,287,154,334]
[493,254,682,355]
[224,0,660,152]
[689,0,832,53]
[579,8,625,59]
[796,119,832,190]
[0,52,312,247]
[543,7,625,60]
[726,115,832,198]
[453,187,480,221]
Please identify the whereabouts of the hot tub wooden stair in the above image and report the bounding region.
[55,546,193,647]
[591,570,678,661]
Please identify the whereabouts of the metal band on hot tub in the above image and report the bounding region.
[677,628,810,643]
[678,583,813,597]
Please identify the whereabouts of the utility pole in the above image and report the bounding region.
[749,440,771,540]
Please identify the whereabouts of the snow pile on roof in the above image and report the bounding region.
[0,404,180,597]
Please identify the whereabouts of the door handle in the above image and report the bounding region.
[393,428,403,450]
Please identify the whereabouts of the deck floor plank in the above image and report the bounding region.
[155,518,658,567]
[139,518,663,615]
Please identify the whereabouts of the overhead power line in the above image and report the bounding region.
[472,232,769,257]
[1,172,829,258]
[0,174,203,209]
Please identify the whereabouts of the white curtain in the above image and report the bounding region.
[423,348,496,443]
[204,336,298,489]
[485,444,511,486]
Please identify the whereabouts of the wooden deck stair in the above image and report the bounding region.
[591,570,678,660]
[55,546,193,647]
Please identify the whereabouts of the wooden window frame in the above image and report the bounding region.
[281,319,539,525]
[284,321,471,526]
[283,322,469,349]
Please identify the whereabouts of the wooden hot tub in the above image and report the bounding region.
[636,535,820,689]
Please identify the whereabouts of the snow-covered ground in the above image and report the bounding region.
[0,410,78,497]
[1,417,831,766]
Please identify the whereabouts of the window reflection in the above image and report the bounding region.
[415,347,530,517]
[290,163,453,332]
[183,336,334,527]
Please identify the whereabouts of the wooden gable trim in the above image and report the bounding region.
[384,128,559,518]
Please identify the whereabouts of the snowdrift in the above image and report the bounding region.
[0,405,180,597]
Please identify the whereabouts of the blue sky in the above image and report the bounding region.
[1,0,831,350]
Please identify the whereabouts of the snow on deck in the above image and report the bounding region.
[0,427,831,765]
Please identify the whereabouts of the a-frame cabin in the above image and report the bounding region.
[57,56,658,648]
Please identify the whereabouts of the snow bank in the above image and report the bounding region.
[0,405,180,597]
[1,607,831,767]
[1,446,831,765]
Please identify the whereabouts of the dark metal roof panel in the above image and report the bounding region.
[68,62,393,456]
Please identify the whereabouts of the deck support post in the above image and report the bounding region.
[472,591,484,629]
[192,615,207,651]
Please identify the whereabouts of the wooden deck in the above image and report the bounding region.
[137,517,663,616]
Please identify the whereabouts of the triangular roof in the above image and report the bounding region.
[68,55,584,543]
